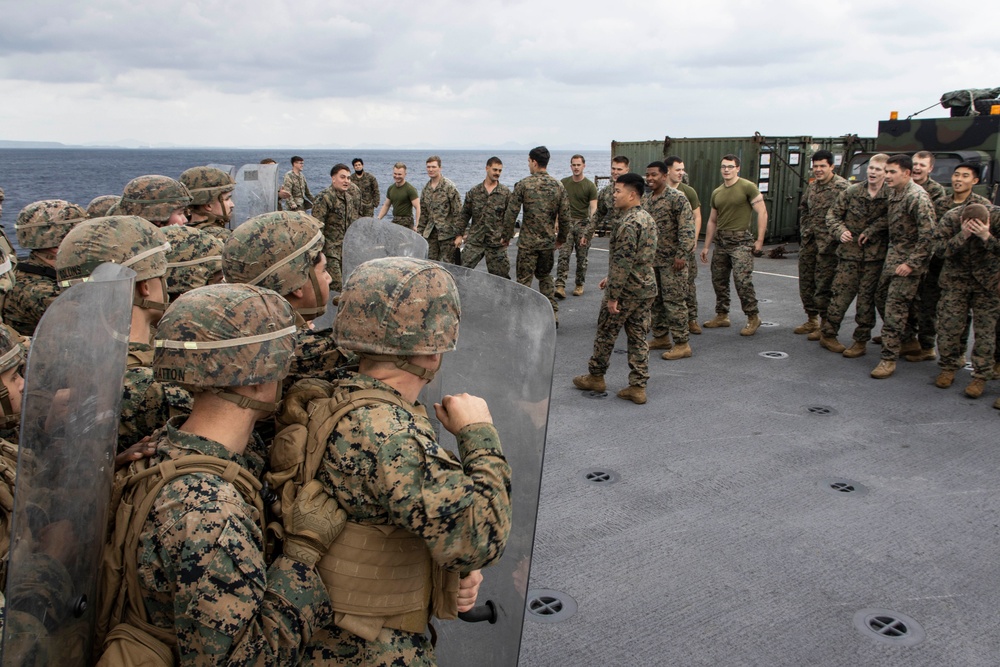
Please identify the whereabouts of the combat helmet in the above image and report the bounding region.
[0,326,24,428]
[222,210,327,321]
[180,166,236,226]
[334,257,460,381]
[154,283,296,413]
[86,195,120,218]
[117,175,193,226]
[161,226,223,300]
[56,215,171,311]
[15,199,88,250]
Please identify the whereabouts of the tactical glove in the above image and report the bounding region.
[282,480,346,566]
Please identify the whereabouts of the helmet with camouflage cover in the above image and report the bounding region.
[334,257,460,380]
[15,199,88,250]
[86,194,120,218]
[179,166,235,207]
[161,225,224,299]
[222,210,327,320]
[56,215,171,311]
[0,326,24,428]
[117,175,193,226]
[153,284,296,412]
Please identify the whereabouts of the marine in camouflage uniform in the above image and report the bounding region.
[284,157,314,212]
[161,225,224,301]
[350,160,380,216]
[460,169,512,278]
[56,215,193,452]
[797,166,849,331]
[867,163,936,375]
[642,175,694,352]
[503,148,571,319]
[312,165,363,292]
[127,284,339,664]
[4,200,88,337]
[180,166,237,242]
[115,174,193,228]
[303,257,512,665]
[418,167,463,264]
[933,203,1000,393]
[576,174,658,399]
[556,161,599,295]
[821,177,890,349]
[596,183,624,238]
[675,181,702,327]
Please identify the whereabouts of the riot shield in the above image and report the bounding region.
[341,217,429,281]
[418,263,555,667]
[232,162,281,228]
[0,263,134,666]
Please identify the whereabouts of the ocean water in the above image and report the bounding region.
[0,148,611,254]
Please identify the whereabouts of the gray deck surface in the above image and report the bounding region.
[517,237,999,666]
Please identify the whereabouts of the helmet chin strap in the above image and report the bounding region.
[365,354,439,382]
[294,270,327,321]
[207,383,282,420]
[133,277,170,311]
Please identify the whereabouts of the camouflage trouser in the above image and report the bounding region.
[798,235,819,316]
[390,215,414,229]
[556,219,590,288]
[686,250,699,322]
[462,242,510,278]
[652,264,689,343]
[589,295,654,387]
[324,245,344,293]
[301,624,434,666]
[427,235,460,264]
[814,248,839,317]
[912,256,944,349]
[516,247,557,314]
[936,282,1000,378]
[710,230,758,316]
[822,259,884,343]
[875,268,921,360]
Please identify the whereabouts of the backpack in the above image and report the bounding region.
[94,453,265,666]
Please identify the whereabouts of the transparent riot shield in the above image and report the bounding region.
[419,263,555,667]
[232,162,281,228]
[1,263,134,666]
[341,217,429,282]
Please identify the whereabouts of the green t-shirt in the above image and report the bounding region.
[560,177,599,220]
[677,182,700,210]
[387,182,419,218]
[710,178,760,232]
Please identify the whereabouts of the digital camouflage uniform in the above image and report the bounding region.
[188,219,231,242]
[350,171,380,216]
[302,373,512,666]
[595,183,623,237]
[798,175,850,318]
[312,183,363,292]
[161,225,224,301]
[677,183,702,323]
[283,170,314,212]
[588,205,658,387]
[822,182,890,343]
[642,188,694,344]
[934,203,1000,378]
[556,177,598,291]
[3,256,59,337]
[503,172,571,316]
[461,180,512,278]
[868,180,936,360]
[418,177,463,264]
[120,341,193,452]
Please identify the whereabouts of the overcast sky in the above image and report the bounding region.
[2,0,999,149]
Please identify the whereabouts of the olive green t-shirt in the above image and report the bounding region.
[677,182,700,210]
[387,182,419,218]
[710,178,760,232]
[560,177,599,220]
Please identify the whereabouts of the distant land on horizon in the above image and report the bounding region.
[0,139,611,151]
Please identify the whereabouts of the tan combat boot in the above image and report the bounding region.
[573,374,606,392]
[617,385,647,404]
[740,314,761,336]
[870,360,896,379]
[703,313,730,328]
[572,285,584,296]
[904,347,936,362]
[649,336,673,350]
[819,335,846,353]
[689,319,702,335]
[899,337,921,355]
[842,341,866,358]
[554,286,566,299]
[807,319,825,341]
[935,370,955,388]
[662,342,692,360]
[965,378,986,399]
[793,314,820,335]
